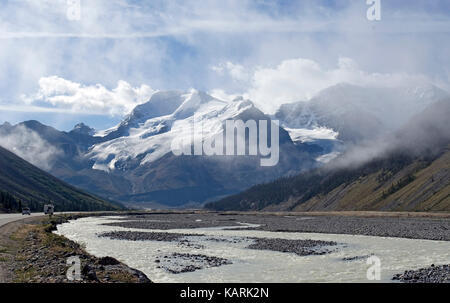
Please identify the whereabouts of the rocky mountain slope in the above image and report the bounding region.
[205,100,450,212]
[1,83,448,209]
[0,90,320,208]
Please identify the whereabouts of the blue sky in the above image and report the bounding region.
[0,0,450,131]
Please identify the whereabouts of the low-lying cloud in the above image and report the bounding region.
[0,125,62,170]
[329,99,450,170]
[212,57,440,114]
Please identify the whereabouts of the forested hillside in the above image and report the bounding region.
[0,146,124,212]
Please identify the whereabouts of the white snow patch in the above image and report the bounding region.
[316,151,341,163]
[87,91,258,170]
[285,126,339,143]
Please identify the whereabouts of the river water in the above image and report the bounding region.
[55,216,450,283]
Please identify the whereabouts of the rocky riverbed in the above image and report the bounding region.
[98,230,339,257]
[393,264,450,283]
[99,230,202,242]
[103,216,239,230]
[247,238,337,256]
[101,212,450,241]
[98,231,237,274]
[155,253,232,274]
[54,213,450,283]
[97,230,339,271]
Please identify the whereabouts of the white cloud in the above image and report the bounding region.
[18,57,446,119]
[0,125,62,170]
[2,1,450,40]
[22,76,155,116]
[212,57,438,113]
[211,61,250,83]
[0,0,450,127]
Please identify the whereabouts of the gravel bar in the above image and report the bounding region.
[98,231,203,242]
[247,238,337,256]
[102,218,240,230]
[393,264,450,283]
[102,213,450,241]
[155,253,231,274]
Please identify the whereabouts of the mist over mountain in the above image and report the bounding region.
[1,81,448,209]
[275,83,448,144]
[0,124,62,170]
[0,90,320,208]
[206,98,450,211]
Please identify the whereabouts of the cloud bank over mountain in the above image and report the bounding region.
[22,76,154,116]
[211,57,442,113]
[1,0,450,130]
[17,57,448,119]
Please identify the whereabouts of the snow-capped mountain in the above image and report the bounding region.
[83,90,317,207]
[0,90,319,207]
[89,89,231,171]
[88,89,303,173]
[2,83,446,208]
[275,83,449,143]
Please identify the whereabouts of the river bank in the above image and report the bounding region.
[0,215,151,283]
[55,213,450,283]
[2,211,449,283]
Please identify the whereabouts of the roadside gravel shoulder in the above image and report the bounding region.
[0,215,151,283]
[0,216,42,282]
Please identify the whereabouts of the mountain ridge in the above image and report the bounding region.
[0,90,319,207]
[0,145,123,212]
[1,83,448,209]
[205,99,450,212]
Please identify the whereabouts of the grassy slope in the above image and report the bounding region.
[206,147,450,212]
[292,147,450,212]
[206,99,450,212]
[0,146,123,211]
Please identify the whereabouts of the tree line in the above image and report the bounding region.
[0,191,45,212]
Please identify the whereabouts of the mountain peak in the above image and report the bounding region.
[122,89,222,126]
[172,89,222,119]
[70,123,95,136]
[0,121,12,128]
[96,89,224,141]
